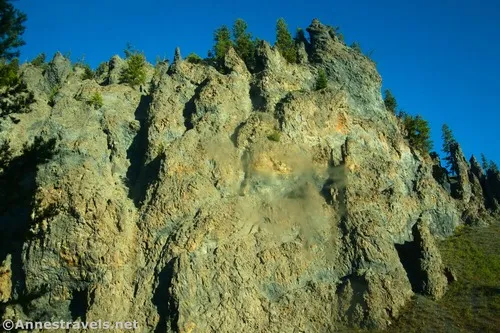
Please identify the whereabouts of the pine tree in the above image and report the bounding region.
[403,114,433,154]
[489,161,499,173]
[120,45,146,87]
[232,19,256,70]
[0,0,27,60]
[442,124,458,174]
[481,153,489,171]
[383,89,397,113]
[275,18,297,63]
[212,25,231,64]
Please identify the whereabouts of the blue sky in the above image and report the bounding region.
[16,0,500,165]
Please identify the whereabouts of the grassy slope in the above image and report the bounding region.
[378,222,500,333]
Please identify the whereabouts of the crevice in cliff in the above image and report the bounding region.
[183,79,209,131]
[125,94,152,207]
[274,94,291,130]
[230,121,246,148]
[69,288,89,321]
[394,224,426,294]
[249,82,266,111]
[153,258,179,333]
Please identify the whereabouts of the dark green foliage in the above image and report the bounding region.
[0,58,34,116]
[31,52,46,67]
[232,18,256,70]
[275,18,297,63]
[403,114,433,154]
[87,91,103,109]
[81,65,94,80]
[490,161,499,173]
[185,53,203,64]
[315,69,328,90]
[383,89,397,113]
[442,124,458,174]
[0,139,11,172]
[0,0,27,60]
[267,131,281,142]
[120,44,147,87]
[0,57,18,86]
[211,25,232,65]
[481,153,489,171]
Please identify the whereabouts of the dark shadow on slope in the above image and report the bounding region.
[0,137,57,319]
[125,94,152,206]
[153,258,179,333]
[183,79,209,131]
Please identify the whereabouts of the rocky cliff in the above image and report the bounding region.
[0,19,499,332]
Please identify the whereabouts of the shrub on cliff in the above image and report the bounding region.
[403,114,433,154]
[315,69,328,90]
[186,53,203,64]
[0,58,34,116]
[275,18,297,63]
[31,52,46,67]
[383,89,397,114]
[87,91,103,109]
[120,45,147,87]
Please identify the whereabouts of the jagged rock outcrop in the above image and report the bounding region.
[44,52,72,90]
[173,47,182,63]
[431,153,451,193]
[107,55,125,85]
[0,18,495,332]
[450,143,472,203]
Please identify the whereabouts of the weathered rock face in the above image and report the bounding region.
[0,18,495,332]
[450,143,472,203]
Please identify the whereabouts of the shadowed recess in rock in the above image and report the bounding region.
[69,288,89,321]
[153,258,179,333]
[125,94,152,206]
[182,79,209,131]
[395,225,427,294]
[249,83,266,111]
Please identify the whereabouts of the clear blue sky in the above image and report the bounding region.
[16,0,500,165]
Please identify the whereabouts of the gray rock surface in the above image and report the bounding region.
[0,19,497,332]
[450,142,472,202]
[107,55,125,85]
[43,52,72,90]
